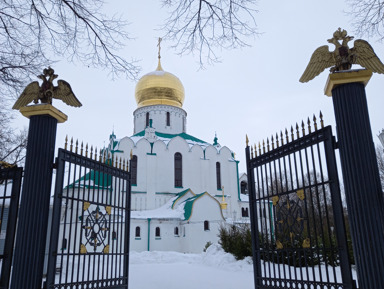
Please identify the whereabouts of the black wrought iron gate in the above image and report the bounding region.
[46,147,131,289]
[0,166,22,289]
[246,121,355,289]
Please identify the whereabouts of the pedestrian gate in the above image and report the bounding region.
[246,119,356,289]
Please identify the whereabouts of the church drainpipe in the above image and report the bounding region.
[147,218,151,251]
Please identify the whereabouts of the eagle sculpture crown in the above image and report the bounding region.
[299,28,384,83]
[12,67,82,110]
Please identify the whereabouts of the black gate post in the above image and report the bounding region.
[10,105,67,289]
[326,69,384,289]
[245,141,262,289]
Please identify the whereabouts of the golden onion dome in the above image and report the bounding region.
[135,59,185,108]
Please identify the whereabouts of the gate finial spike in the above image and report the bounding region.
[320,111,324,128]
[271,135,274,150]
[70,137,73,152]
[313,114,318,131]
[291,126,294,141]
[94,147,97,161]
[80,141,83,156]
[130,149,133,160]
[75,139,78,154]
[65,135,68,150]
[285,128,289,143]
[307,117,312,133]
[246,134,249,147]
[296,123,300,139]
[267,138,270,152]
[251,146,254,158]
[85,143,88,157]
[301,120,305,136]
[280,131,284,146]
[90,145,93,159]
[276,133,279,147]
[254,144,257,157]
[263,140,265,154]
[258,142,261,155]
[99,149,102,162]
[122,159,126,171]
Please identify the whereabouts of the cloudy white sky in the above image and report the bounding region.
[12,0,384,173]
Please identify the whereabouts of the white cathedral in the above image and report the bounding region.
[104,53,250,253]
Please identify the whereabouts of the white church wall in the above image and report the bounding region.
[181,195,225,252]
[130,219,149,252]
[133,105,187,134]
[147,219,182,252]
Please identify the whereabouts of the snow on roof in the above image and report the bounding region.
[131,193,185,220]
[131,130,211,149]
[131,189,223,221]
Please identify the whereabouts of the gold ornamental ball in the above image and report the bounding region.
[135,61,185,108]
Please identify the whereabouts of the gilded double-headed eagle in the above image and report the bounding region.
[12,67,82,109]
[299,28,384,83]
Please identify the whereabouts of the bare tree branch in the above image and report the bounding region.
[0,101,27,165]
[0,0,140,99]
[160,0,259,66]
[347,0,384,41]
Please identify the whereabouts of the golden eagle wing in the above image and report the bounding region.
[353,39,384,73]
[12,81,40,110]
[54,80,82,107]
[299,45,335,83]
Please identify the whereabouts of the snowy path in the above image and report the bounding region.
[129,245,255,289]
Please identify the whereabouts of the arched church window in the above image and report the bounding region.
[241,181,248,195]
[166,112,170,126]
[146,112,149,127]
[131,155,138,185]
[174,227,179,236]
[135,226,141,238]
[155,227,161,237]
[216,162,221,190]
[174,153,182,187]
[204,220,210,231]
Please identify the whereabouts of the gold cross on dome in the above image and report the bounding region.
[157,37,162,59]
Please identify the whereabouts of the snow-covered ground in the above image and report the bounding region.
[129,244,255,289]
[129,244,358,289]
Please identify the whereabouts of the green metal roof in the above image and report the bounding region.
[171,188,194,209]
[183,192,207,220]
[132,130,208,144]
[65,170,112,190]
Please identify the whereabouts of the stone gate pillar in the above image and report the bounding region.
[325,69,384,289]
[10,105,67,289]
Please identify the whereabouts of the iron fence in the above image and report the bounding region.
[0,166,22,289]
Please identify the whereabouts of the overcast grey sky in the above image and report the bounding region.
[12,0,384,173]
